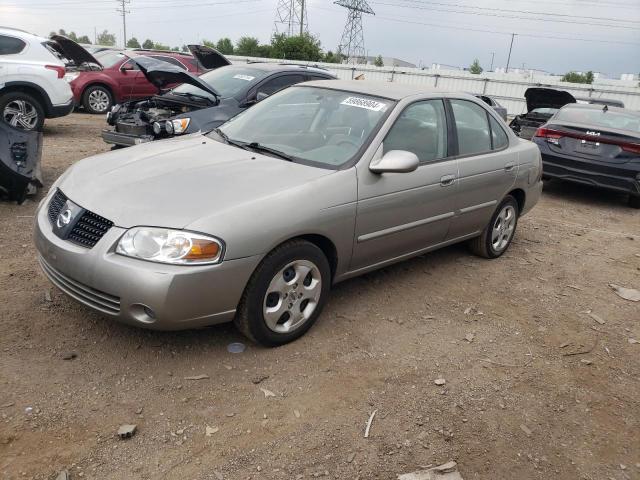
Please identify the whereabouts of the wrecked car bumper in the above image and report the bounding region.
[34,191,261,330]
[0,123,43,202]
[101,129,153,147]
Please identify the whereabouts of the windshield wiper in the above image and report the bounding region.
[172,91,214,104]
[244,142,294,161]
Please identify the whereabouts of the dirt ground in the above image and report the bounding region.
[0,113,639,480]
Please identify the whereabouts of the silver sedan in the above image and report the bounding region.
[34,80,542,346]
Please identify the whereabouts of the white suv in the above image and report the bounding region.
[0,27,74,130]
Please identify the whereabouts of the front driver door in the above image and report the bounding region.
[351,99,459,271]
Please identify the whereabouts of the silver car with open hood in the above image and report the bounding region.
[34,80,542,346]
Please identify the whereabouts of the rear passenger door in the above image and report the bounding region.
[352,99,458,271]
[447,98,516,239]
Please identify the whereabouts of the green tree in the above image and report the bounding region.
[270,33,322,61]
[256,44,272,58]
[171,46,180,51]
[67,31,78,41]
[126,37,141,48]
[96,30,116,46]
[235,36,261,56]
[373,55,384,67]
[561,71,594,84]
[202,39,216,48]
[181,45,189,52]
[77,35,91,44]
[153,42,170,51]
[142,39,155,50]
[216,37,234,55]
[469,58,483,74]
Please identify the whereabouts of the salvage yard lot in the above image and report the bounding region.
[1,113,639,480]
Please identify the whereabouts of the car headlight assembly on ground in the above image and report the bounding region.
[116,227,223,265]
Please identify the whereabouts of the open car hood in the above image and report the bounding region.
[525,88,576,112]
[129,55,221,98]
[49,35,102,69]
[187,44,231,70]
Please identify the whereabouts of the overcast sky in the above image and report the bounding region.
[2,0,639,76]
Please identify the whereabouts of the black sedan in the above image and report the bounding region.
[532,103,640,208]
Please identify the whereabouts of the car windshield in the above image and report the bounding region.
[212,86,392,168]
[95,50,126,68]
[172,66,269,100]
[555,107,640,133]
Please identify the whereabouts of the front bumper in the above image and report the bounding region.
[33,193,261,330]
[47,99,75,119]
[539,149,640,196]
[101,129,154,147]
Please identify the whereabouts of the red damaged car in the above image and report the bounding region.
[62,41,229,114]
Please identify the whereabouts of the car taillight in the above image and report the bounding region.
[535,127,563,145]
[621,142,640,155]
[45,65,65,79]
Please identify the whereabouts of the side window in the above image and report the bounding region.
[308,74,330,81]
[0,35,26,55]
[383,100,448,162]
[148,55,187,70]
[450,99,492,156]
[257,75,305,97]
[489,115,509,150]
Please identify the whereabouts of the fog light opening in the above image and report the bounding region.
[130,303,157,324]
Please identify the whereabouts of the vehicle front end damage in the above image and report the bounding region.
[0,123,43,203]
[101,47,228,147]
[510,88,576,140]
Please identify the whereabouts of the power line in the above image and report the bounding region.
[368,1,640,29]
[116,0,130,47]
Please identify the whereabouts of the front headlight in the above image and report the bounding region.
[165,118,191,135]
[116,227,224,265]
[63,72,79,83]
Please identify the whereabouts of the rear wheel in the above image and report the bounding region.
[235,239,331,347]
[468,195,519,259]
[629,195,640,209]
[83,85,112,114]
[0,91,44,131]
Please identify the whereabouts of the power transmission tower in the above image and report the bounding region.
[335,0,374,64]
[273,0,308,37]
[116,0,131,47]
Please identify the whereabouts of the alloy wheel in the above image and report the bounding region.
[491,204,516,252]
[3,100,39,130]
[88,90,110,113]
[262,259,322,334]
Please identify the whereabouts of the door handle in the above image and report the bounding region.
[440,174,456,186]
[504,162,516,172]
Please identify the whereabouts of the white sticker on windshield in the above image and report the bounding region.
[233,74,255,81]
[341,97,387,111]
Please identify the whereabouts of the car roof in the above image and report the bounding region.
[238,62,336,77]
[298,80,458,100]
[126,49,194,58]
[559,103,635,116]
[0,26,46,41]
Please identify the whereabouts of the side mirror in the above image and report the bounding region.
[369,150,419,174]
[256,91,269,102]
[120,62,134,72]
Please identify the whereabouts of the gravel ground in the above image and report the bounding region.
[1,113,639,480]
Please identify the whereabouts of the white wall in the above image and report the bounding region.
[227,55,640,114]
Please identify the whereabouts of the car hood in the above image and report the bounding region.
[187,44,231,70]
[129,55,221,97]
[57,135,333,229]
[525,88,576,112]
[49,35,102,69]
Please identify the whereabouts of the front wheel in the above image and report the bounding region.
[83,85,112,114]
[468,195,519,259]
[235,240,331,346]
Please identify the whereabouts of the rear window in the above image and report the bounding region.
[0,35,26,55]
[555,107,640,133]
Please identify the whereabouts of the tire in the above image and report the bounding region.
[629,195,640,209]
[235,239,331,347]
[82,85,112,114]
[468,195,519,259]
[0,91,45,131]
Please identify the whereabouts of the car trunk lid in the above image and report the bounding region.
[535,122,640,164]
[187,44,231,70]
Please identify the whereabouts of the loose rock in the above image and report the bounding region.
[184,374,209,380]
[434,378,446,386]
[117,424,137,439]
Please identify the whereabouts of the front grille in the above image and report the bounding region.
[68,210,114,248]
[47,189,114,248]
[39,256,121,315]
[47,189,67,223]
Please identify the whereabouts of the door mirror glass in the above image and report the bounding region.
[370,150,419,174]
[120,61,135,71]
[256,91,269,102]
